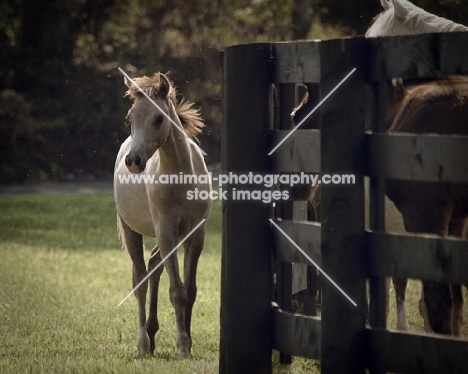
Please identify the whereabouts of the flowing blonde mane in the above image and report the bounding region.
[125,73,205,142]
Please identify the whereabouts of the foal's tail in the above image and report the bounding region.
[116,212,145,257]
[116,213,128,253]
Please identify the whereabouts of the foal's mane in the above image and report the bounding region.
[125,73,205,142]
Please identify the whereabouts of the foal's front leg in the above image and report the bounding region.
[118,215,151,355]
[132,262,151,355]
[147,245,164,353]
[159,228,190,359]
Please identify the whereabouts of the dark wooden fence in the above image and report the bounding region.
[220,33,468,374]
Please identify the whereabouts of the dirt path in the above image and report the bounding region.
[0,179,113,196]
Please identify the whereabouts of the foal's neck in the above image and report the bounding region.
[159,128,194,174]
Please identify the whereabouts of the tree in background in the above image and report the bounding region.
[313,0,468,36]
[1,0,133,182]
[1,0,467,183]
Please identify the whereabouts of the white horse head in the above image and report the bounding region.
[123,73,173,173]
[366,0,468,37]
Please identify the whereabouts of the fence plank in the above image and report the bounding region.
[367,34,438,82]
[274,41,321,84]
[367,328,468,374]
[272,307,321,359]
[273,220,321,266]
[439,32,468,75]
[220,43,273,374]
[271,130,321,173]
[366,133,468,183]
[367,32,468,82]
[319,37,367,374]
[367,81,390,338]
[273,34,468,84]
[366,231,468,284]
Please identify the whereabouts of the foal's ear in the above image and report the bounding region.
[124,76,132,89]
[159,73,171,99]
[392,0,409,19]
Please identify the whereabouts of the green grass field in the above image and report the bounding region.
[1,192,465,373]
[0,192,320,373]
[0,193,221,373]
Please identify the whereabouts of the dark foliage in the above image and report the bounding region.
[1,0,467,183]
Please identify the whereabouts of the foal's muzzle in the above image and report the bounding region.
[125,154,144,173]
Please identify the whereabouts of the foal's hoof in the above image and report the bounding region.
[137,331,151,356]
[177,334,191,359]
[178,349,191,360]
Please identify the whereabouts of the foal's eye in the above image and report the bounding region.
[155,115,164,125]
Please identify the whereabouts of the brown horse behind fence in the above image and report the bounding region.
[368,0,468,335]
[292,0,468,336]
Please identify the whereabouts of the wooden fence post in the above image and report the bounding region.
[368,81,389,336]
[220,43,273,374]
[319,37,367,374]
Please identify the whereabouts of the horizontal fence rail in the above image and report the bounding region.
[367,231,468,284]
[366,133,468,183]
[271,130,321,173]
[367,328,468,374]
[272,306,321,359]
[272,220,321,266]
[367,32,468,82]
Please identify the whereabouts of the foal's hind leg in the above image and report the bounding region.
[183,227,205,349]
[118,214,151,355]
[146,246,164,353]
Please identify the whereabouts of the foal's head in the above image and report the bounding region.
[124,73,175,173]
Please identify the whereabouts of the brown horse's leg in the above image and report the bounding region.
[183,227,205,350]
[423,281,453,334]
[418,284,433,333]
[451,284,463,336]
[393,277,409,330]
[396,199,452,334]
[448,213,467,336]
[146,246,164,353]
[423,210,466,335]
[118,214,150,355]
